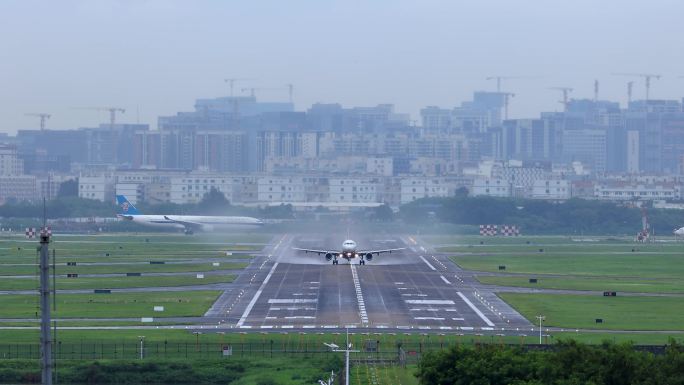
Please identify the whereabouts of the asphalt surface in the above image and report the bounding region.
[200,233,532,333]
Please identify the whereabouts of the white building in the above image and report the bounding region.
[400,178,450,204]
[79,173,116,202]
[594,182,681,201]
[530,179,571,200]
[366,157,393,176]
[329,177,380,203]
[470,178,511,198]
[257,176,307,203]
[0,175,36,203]
[0,145,23,176]
[169,174,250,204]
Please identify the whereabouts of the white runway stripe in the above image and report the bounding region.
[457,292,495,327]
[236,260,278,327]
[268,299,317,304]
[418,255,436,270]
[405,299,455,305]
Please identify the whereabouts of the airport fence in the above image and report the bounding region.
[0,340,671,362]
[0,339,481,362]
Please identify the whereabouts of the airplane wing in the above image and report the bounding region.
[293,248,337,256]
[163,216,204,230]
[358,248,405,255]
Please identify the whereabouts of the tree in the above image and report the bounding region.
[372,204,394,222]
[57,179,78,198]
[197,187,231,214]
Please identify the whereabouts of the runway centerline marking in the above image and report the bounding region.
[350,264,369,325]
[457,292,495,327]
[236,260,278,327]
[418,255,436,271]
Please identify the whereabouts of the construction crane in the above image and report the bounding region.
[241,86,290,99]
[594,79,599,102]
[548,87,573,111]
[613,73,661,101]
[485,76,532,93]
[223,78,255,97]
[24,113,51,131]
[77,107,125,126]
[501,92,515,120]
[285,83,294,104]
[627,81,634,105]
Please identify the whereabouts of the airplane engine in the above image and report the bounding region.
[325,253,334,261]
[365,253,373,261]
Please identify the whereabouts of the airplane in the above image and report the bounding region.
[294,239,404,265]
[116,195,264,234]
[674,227,684,238]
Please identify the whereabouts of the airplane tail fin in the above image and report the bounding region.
[115,195,141,215]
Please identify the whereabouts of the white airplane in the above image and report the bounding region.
[294,239,404,265]
[116,195,264,234]
[674,227,684,237]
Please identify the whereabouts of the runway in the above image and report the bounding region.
[207,233,532,332]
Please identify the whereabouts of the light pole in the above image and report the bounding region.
[535,315,545,344]
[323,328,359,385]
[138,336,145,360]
[193,332,202,352]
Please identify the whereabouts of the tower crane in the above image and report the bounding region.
[501,92,515,120]
[594,79,599,102]
[485,76,531,93]
[77,107,125,126]
[548,87,573,111]
[285,83,294,104]
[612,73,661,101]
[25,113,51,131]
[627,81,634,105]
[241,86,292,100]
[224,78,255,97]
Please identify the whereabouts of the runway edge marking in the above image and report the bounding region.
[418,255,436,271]
[236,259,279,327]
[456,292,495,327]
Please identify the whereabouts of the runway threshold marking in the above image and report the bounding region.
[418,255,436,271]
[236,260,279,327]
[456,292,495,327]
[350,264,369,325]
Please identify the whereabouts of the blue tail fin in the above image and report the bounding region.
[116,195,141,215]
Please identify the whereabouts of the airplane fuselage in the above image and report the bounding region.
[340,239,358,260]
[118,214,264,232]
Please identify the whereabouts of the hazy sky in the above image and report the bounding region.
[1,0,683,133]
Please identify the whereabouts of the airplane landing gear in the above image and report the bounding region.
[359,259,365,265]
[332,259,338,265]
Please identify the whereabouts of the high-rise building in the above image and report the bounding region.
[0,145,23,176]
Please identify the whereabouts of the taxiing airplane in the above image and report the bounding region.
[116,195,264,234]
[294,239,404,265]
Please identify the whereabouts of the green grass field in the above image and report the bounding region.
[0,233,266,264]
[0,357,339,385]
[352,364,418,385]
[451,251,684,279]
[0,274,235,290]
[500,293,684,331]
[0,291,220,318]
[0,262,247,276]
[477,275,684,293]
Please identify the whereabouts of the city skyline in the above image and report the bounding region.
[2,0,684,133]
